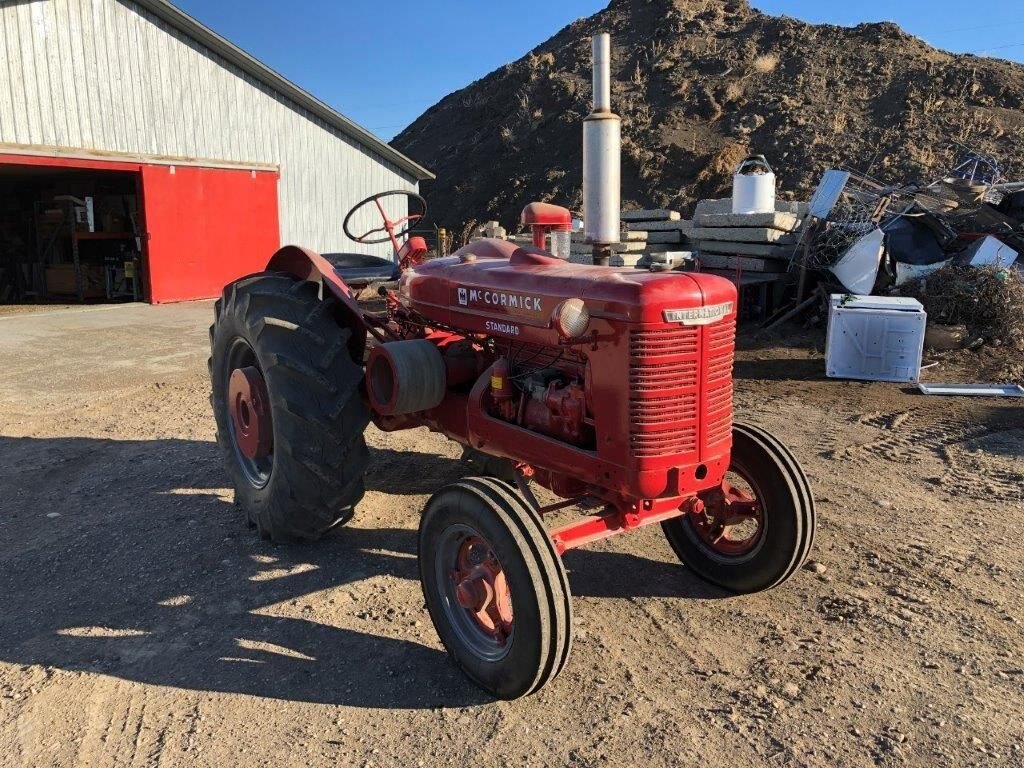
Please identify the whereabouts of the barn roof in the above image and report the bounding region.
[133,0,434,181]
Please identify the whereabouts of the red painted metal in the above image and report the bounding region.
[398,236,429,268]
[393,239,736,506]
[690,477,764,556]
[365,344,401,415]
[549,497,699,554]
[229,366,272,460]
[141,164,279,303]
[453,535,513,642]
[521,202,571,249]
[0,153,142,173]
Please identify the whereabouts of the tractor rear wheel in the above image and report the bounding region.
[661,422,815,593]
[418,477,573,699]
[209,273,370,542]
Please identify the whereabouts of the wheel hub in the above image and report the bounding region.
[229,366,272,460]
[691,479,763,556]
[452,537,513,643]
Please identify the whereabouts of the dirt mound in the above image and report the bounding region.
[392,0,1024,235]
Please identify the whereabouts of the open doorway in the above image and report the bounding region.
[0,165,146,305]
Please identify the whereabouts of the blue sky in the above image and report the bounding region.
[173,0,1024,142]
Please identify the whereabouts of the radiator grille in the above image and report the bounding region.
[627,318,735,458]
[628,326,699,457]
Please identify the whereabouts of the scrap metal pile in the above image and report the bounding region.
[793,148,1024,350]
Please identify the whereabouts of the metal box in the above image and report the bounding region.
[825,295,926,383]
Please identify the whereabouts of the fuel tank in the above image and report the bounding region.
[398,238,735,339]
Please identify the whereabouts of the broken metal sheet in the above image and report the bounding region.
[831,228,884,294]
[918,383,1024,397]
[956,235,1019,269]
[808,170,851,219]
[895,258,952,286]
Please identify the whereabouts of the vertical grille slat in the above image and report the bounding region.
[704,318,735,449]
[629,326,699,457]
[628,318,735,458]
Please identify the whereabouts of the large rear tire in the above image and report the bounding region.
[661,422,815,593]
[419,477,573,699]
[209,273,370,542]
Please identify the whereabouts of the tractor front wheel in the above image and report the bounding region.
[662,422,815,593]
[418,477,573,699]
[209,273,370,542]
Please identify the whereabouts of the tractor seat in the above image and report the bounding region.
[323,252,401,286]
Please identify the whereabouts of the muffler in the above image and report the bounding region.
[583,33,621,266]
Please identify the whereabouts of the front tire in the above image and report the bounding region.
[210,273,370,542]
[419,477,573,699]
[662,423,815,593]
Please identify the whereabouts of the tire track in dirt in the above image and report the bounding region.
[70,682,185,767]
[819,408,1023,502]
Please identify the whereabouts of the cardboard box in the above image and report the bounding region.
[45,264,105,297]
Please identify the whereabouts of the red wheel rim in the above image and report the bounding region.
[690,473,764,557]
[451,535,513,645]
[229,365,272,460]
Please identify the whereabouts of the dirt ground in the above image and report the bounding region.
[1,302,1022,768]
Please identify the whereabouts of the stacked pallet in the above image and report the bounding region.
[568,230,648,266]
[690,206,802,273]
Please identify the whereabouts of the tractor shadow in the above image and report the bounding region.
[732,356,824,382]
[0,435,732,709]
[0,435,487,709]
[564,547,732,601]
[365,446,468,495]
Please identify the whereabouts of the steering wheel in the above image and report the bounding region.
[342,190,428,246]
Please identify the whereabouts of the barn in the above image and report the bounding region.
[0,0,433,304]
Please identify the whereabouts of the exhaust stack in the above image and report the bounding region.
[583,33,621,266]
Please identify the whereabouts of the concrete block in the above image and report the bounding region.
[645,230,685,244]
[693,197,809,218]
[693,212,800,230]
[571,230,647,242]
[620,209,680,222]
[694,240,797,259]
[695,253,790,272]
[689,227,795,244]
[626,219,695,232]
[645,243,691,253]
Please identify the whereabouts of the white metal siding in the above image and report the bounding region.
[0,0,416,255]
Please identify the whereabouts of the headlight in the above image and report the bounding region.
[553,298,590,339]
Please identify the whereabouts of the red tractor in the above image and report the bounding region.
[208,35,814,700]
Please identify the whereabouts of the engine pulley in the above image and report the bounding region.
[367,339,447,416]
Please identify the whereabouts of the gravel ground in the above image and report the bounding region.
[0,302,1022,767]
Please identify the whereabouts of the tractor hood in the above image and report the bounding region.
[398,238,736,338]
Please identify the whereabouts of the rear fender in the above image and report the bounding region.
[267,245,368,362]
